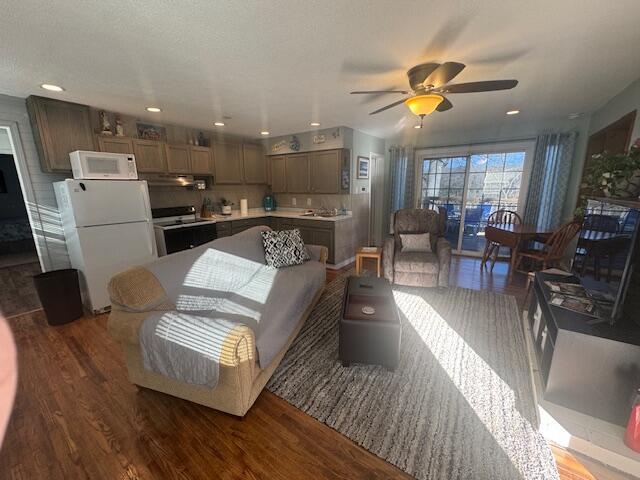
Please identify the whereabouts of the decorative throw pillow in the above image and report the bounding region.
[261,228,311,268]
[400,233,431,252]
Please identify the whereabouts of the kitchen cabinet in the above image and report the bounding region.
[190,145,214,175]
[242,144,267,184]
[268,148,350,194]
[26,96,95,172]
[230,217,269,235]
[272,217,335,263]
[309,149,341,193]
[213,142,243,184]
[97,135,133,154]
[132,139,166,172]
[165,144,191,173]
[270,156,287,193]
[285,153,310,193]
[215,221,232,238]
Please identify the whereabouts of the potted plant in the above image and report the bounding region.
[583,139,640,198]
[219,197,234,215]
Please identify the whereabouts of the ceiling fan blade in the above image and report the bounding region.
[436,97,452,112]
[423,62,465,88]
[438,79,518,94]
[407,63,440,91]
[351,90,409,95]
[369,98,407,115]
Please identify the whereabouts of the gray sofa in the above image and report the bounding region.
[383,208,452,288]
[108,226,328,416]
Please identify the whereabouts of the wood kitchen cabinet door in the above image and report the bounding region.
[132,139,166,172]
[309,149,341,193]
[165,144,191,173]
[26,96,95,172]
[242,144,267,184]
[190,146,214,175]
[213,142,243,184]
[285,153,310,193]
[97,136,133,154]
[270,155,287,193]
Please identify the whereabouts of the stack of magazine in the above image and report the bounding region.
[545,281,612,318]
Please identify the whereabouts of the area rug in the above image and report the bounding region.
[267,274,558,480]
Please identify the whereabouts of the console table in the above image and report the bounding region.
[528,272,640,426]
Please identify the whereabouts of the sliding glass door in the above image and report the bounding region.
[416,141,535,255]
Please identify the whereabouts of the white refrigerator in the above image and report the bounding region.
[54,179,157,313]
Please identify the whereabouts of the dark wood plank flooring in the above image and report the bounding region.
[0,261,41,318]
[0,257,626,479]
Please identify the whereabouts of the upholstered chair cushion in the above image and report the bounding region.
[400,233,431,252]
[394,252,440,274]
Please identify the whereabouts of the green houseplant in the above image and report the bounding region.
[583,139,640,198]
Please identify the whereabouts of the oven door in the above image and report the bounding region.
[162,224,218,254]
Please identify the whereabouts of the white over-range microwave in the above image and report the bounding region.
[69,150,138,180]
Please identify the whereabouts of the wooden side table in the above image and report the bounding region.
[355,246,382,277]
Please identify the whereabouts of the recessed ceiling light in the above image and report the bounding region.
[260,131,270,136]
[506,110,520,115]
[214,122,225,126]
[414,125,422,129]
[568,113,583,119]
[310,122,321,127]
[40,84,64,92]
[146,107,162,113]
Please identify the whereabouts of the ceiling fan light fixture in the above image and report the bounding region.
[404,94,444,116]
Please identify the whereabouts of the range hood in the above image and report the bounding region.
[140,173,198,187]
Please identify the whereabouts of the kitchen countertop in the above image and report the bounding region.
[201,208,352,223]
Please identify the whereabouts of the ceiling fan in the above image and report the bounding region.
[350,62,518,127]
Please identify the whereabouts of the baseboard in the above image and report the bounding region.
[327,256,355,270]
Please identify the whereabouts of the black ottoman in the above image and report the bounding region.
[339,276,401,370]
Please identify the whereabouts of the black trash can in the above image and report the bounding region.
[33,269,84,325]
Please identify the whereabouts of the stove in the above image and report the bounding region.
[152,205,218,255]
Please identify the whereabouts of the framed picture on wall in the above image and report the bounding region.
[357,156,369,179]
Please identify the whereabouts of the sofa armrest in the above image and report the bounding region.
[108,266,169,312]
[383,236,395,283]
[436,236,452,287]
[306,244,328,264]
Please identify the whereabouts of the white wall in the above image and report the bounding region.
[588,76,640,141]
[0,94,70,271]
[385,114,591,222]
[0,129,12,154]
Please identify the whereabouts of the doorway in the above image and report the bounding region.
[0,125,43,318]
[414,140,535,256]
[0,131,38,267]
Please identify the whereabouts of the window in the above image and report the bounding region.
[415,141,535,255]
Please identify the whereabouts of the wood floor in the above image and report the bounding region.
[0,261,41,317]
[0,257,632,479]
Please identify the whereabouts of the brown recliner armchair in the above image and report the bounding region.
[383,208,452,288]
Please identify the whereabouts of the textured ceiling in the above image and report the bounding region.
[1,0,640,140]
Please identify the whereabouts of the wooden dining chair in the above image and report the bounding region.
[482,209,522,271]
[514,220,582,277]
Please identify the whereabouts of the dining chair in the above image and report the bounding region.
[515,221,582,283]
[482,209,522,271]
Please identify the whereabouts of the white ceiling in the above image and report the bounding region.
[1,0,640,140]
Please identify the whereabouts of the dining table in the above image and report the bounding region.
[482,223,555,281]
